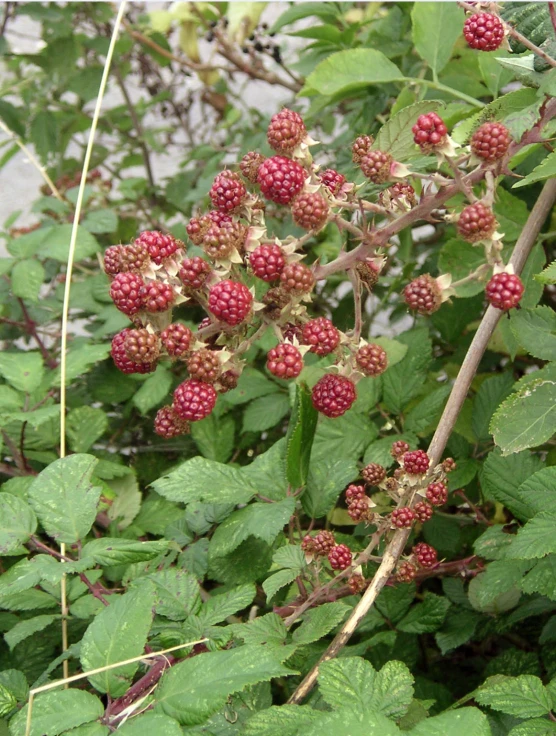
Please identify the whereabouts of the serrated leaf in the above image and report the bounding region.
[4,613,60,650]
[0,494,37,553]
[241,439,289,501]
[243,392,290,432]
[0,669,28,703]
[510,307,556,361]
[142,568,201,621]
[318,657,377,710]
[397,593,451,634]
[306,706,402,735]
[304,49,403,97]
[372,337,408,368]
[494,187,531,243]
[132,366,173,415]
[115,713,182,736]
[438,239,490,297]
[10,259,44,302]
[473,525,515,561]
[518,467,556,516]
[508,720,556,735]
[435,607,481,655]
[536,260,556,285]
[303,456,358,518]
[481,450,543,521]
[368,660,414,719]
[0,352,44,393]
[199,583,256,626]
[29,110,58,163]
[80,538,169,566]
[222,368,280,406]
[514,150,556,188]
[9,690,104,736]
[491,381,556,455]
[66,406,108,453]
[38,224,99,262]
[0,682,16,718]
[106,474,141,530]
[374,101,443,161]
[405,384,451,434]
[243,704,320,735]
[473,373,515,442]
[0,556,61,600]
[51,344,111,387]
[81,209,118,234]
[409,707,491,735]
[233,613,288,648]
[411,3,463,74]
[468,559,529,612]
[311,411,375,463]
[262,568,299,602]
[506,513,556,560]
[293,602,349,646]
[476,674,552,718]
[520,556,556,600]
[383,329,432,413]
[285,383,318,489]
[191,413,234,463]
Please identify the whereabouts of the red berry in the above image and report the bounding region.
[209,171,247,213]
[160,323,193,358]
[413,542,437,568]
[250,244,285,282]
[402,450,430,475]
[282,322,303,343]
[111,329,155,374]
[292,192,329,231]
[135,231,181,264]
[391,440,410,459]
[471,122,511,162]
[187,216,211,245]
[312,374,356,418]
[361,463,386,486]
[110,272,145,316]
[396,561,417,583]
[414,501,434,523]
[360,150,393,184]
[313,530,336,556]
[139,281,175,313]
[257,156,306,205]
[123,328,160,363]
[280,263,315,294]
[346,484,366,502]
[457,202,497,243]
[355,343,388,376]
[202,223,237,261]
[426,481,448,507]
[208,279,253,325]
[347,496,372,522]
[352,135,374,164]
[104,245,124,275]
[348,573,366,594]
[403,274,442,316]
[391,507,415,529]
[379,182,417,210]
[412,113,448,152]
[485,272,524,311]
[120,242,150,273]
[173,378,217,421]
[187,348,221,383]
[442,457,457,473]
[240,151,266,183]
[154,406,190,439]
[328,544,352,570]
[302,317,339,357]
[179,256,212,290]
[266,343,303,379]
[267,108,306,154]
[464,12,504,51]
[319,168,346,196]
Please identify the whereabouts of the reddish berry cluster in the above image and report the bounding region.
[173,379,217,421]
[257,156,306,205]
[319,168,346,196]
[266,343,303,379]
[328,544,353,570]
[355,344,388,377]
[160,323,193,357]
[413,542,437,568]
[402,450,430,475]
[135,231,182,264]
[471,122,511,162]
[352,135,373,163]
[457,202,497,243]
[280,263,315,294]
[404,274,442,316]
[302,530,336,556]
[396,561,417,583]
[464,12,504,51]
[111,329,155,375]
[209,171,247,212]
[414,501,434,523]
[267,108,306,154]
[361,463,386,486]
[391,507,416,529]
[250,244,285,282]
[208,279,253,325]
[302,318,339,357]
[412,113,448,152]
[154,406,190,439]
[311,374,357,418]
[360,150,393,184]
[426,482,448,507]
[391,440,410,459]
[485,273,524,311]
[292,192,329,231]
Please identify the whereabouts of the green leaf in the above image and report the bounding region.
[269,2,340,32]
[80,538,169,566]
[372,337,408,368]
[142,568,201,621]
[0,682,16,718]
[132,366,173,415]
[293,602,350,645]
[38,224,99,262]
[411,3,463,74]
[514,150,556,188]
[0,669,28,704]
[397,593,451,634]
[473,525,515,560]
[0,494,37,553]
[115,713,183,736]
[242,392,290,432]
[27,454,101,544]
[491,380,556,455]
[536,260,556,285]
[199,584,256,626]
[306,707,402,735]
[405,384,451,434]
[9,689,104,736]
[262,568,299,602]
[438,239,489,298]
[478,50,514,97]
[155,647,296,725]
[0,556,61,600]
[0,589,58,611]
[234,612,288,648]
[30,110,58,163]
[318,657,377,711]
[304,49,403,97]
[373,101,442,162]
[311,411,375,463]
[494,187,530,244]
[303,456,358,518]
[222,368,280,406]
[244,704,320,735]
[518,467,556,515]
[51,344,111,387]
[383,329,432,413]
[510,307,556,361]
[66,406,108,453]
[435,607,481,654]
[476,675,552,718]
[10,259,45,303]
[506,513,556,560]
[285,383,318,489]
[409,707,491,735]
[4,613,60,650]
[363,434,417,468]
[508,720,556,735]
[80,587,155,697]
[191,413,235,463]
[468,560,528,612]
[520,556,556,600]
[472,373,515,442]
[241,440,289,501]
[481,450,543,521]
[81,209,118,234]
[107,474,141,530]
[0,99,25,138]
[0,352,44,393]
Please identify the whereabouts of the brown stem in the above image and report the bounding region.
[106,655,175,719]
[549,2,556,36]
[17,299,58,369]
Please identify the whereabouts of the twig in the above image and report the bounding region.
[17,299,58,369]
[549,2,556,37]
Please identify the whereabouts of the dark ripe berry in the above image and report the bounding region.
[160,323,193,357]
[413,542,437,568]
[262,286,291,320]
[312,374,356,418]
[457,202,497,243]
[111,329,155,374]
[139,281,175,313]
[356,258,382,289]
[348,496,372,522]
[361,463,386,486]
[485,272,524,311]
[104,245,124,275]
[352,135,374,164]
[471,122,511,162]
[396,560,417,583]
[312,530,336,556]
[414,501,434,523]
[302,317,339,357]
[464,12,504,51]
[110,272,145,316]
[209,171,247,212]
[355,343,388,377]
[208,279,253,325]
[120,241,150,273]
[402,449,430,475]
[379,182,417,210]
[412,112,448,152]
[328,544,353,570]
[123,328,160,363]
[187,348,221,383]
[282,321,303,343]
[319,168,346,196]
[267,108,306,153]
[135,231,181,264]
[173,378,217,421]
[391,440,410,459]
[240,151,266,183]
[218,370,240,392]
[154,405,190,439]
[360,150,393,184]
[426,481,448,507]
[391,507,416,529]
[280,263,315,294]
[403,274,442,316]
[348,573,366,594]
[250,243,285,282]
[442,457,457,473]
[346,484,366,502]
[292,191,329,231]
[179,256,212,290]
[266,343,303,379]
[257,155,306,205]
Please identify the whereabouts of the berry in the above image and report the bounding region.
[187,348,221,383]
[348,574,366,594]
[110,272,145,316]
[280,263,315,294]
[391,440,410,459]
[218,370,240,392]
[202,223,235,261]
[179,256,212,290]
[346,484,366,502]
[160,323,193,358]
[267,108,306,154]
[266,343,303,379]
[187,216,210,245]
[361,463,386,486]
[123,328,160,363]
[301,535,316,555]
[173,379,217,421]
[208,279,253,325]
[464,12,504,51]
[240,151,266,183]
[352,135,373,164]
[111,329,155,374]
[414,501,434,523]
[413,542,437,568]
[313,530,336,556]
[250,244,285,282]
[282,322,303,343]
[262,287,291,320]
[426,482,448,507]
[347,496,372,523]
[154,406,190,439]
[442,457,457,473]
[402,450,430,475]
[457,202,497,243]
[396,561,417,583]
[379,182,417,210]
[356,258,382,289]
[120,242,150,273]
[139,281,175,313]
[311,374,356,418]
[485,272,524,311]
[302,317,339,356]
[291,192,329,231]
[471,122,511,162]
[391,507,416,528]
[360,150,393,184]
[319,168,346,196]
[257,156,306,205]
[104,245,124,275]
[403,274,442,316]
[135,231,181,264]
[412,113,448,152]
[355,343,388,377]
[328,544,352,570]
[209,171,247,212]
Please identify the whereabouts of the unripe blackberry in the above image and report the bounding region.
[218,370,240,392]
[123,328,160,363]
[412,113,448,152]
[355,343,388,377]
[111,329,155,374]
[346,484,366,502]
[110,272,145,316]
[319,168,346,196]
[208,279,253,326]
[173,378,217,421]
[485,272,524,311]
[391,440,410,459]
[154,406,190,439]
[356,258,382,289]
[250,243,285,282]
[209,171,247,212]
[396,561,417,583]
[179,256,212,290]
[135,231,181,264]
[471,122,511,162]
[266,343,303,379]
[186,216,210,245]
[426,481,448,507]
[187,348,221,383]
[282,322,303,343]
[280,263,315,294]
[160,323,193,358]
[457,202,497,243]
[257,156,306,205]
[391,507,416,529]
[442,457,457,473]
[352,135,374,164]
[120,241,150,273]
[202,223,235,261]
[361,463,386,486]
[291,192,329,231]
[328,544,352,570]
[104,245,124,275]
[302,317,339,356]
[403,274,442,316]
[301,535,317,555]
[360,150,393,184]
[312,374,356,418]
[313,530,336,556]
[414,501,434,523]
[347,497,373,523]
[240,151,266,183]
[464,12,504,51]
[402,450,430,475]
[139,281,175,313]
[413,542,437,568]
[348,573,366,594]
[379,182,417,210]
[267,108,306,154]
[262,287,291,320]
